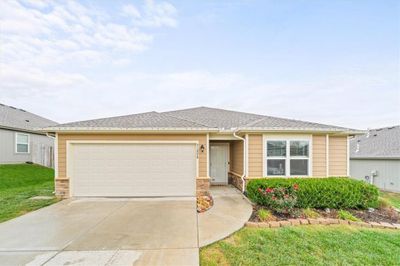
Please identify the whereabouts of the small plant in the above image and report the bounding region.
[338,210,360,221]
[378,197,391,210]
[303,208,320,218]
[257,184,298,215]
[257,208,275,222]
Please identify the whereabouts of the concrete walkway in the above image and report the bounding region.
[198,186,253,247]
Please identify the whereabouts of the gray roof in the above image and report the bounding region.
[0,103,57,132]
[165,107,351,131]
[56,111,209,129]
[45,106,357,133]
[350,125,400,159]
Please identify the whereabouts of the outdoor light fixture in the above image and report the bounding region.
[200,144,205,153]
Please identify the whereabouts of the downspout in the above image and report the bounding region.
[46,132,55,139]
[233,130,246,193]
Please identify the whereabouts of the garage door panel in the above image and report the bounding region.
[70,143,196,197]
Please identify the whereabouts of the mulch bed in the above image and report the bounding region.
[250,205,400,224]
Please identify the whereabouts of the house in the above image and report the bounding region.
[0,103,57,167]
[42,107,361,198]
[350,126,400,192]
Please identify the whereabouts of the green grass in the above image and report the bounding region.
[0,164,58,223]
[338,209,360,222]
[380,191,400,209]
[200,225,400,266]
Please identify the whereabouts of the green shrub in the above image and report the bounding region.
[303,208,320,218]
[257,209,274,222]
[247,177,379,209]
[338,210,360,221]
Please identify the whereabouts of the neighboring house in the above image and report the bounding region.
[0,103,57,167]
[350,126,400,192]
[42,107,361,198]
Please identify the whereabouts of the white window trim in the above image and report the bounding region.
[263,134,312,177]
[15,132,30,154]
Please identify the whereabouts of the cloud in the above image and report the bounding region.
[0,0,178,115]
[122,0,178,28]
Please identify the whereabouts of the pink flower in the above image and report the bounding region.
[265,188,273,193]
[293,184,299,190]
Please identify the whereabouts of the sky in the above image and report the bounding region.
[0,0,399,129]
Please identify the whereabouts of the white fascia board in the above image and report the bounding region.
[40,127,219,133]
[238,128,365,135]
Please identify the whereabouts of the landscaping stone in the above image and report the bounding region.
[288,219,300,226]
[380,222,396,229]
[258,222,270,228]
[392,223,400,229]
[308,219,318,225]
[317,218,329,225]
[299,219,309,225]
[279,221,291,227]
[369,222,385,229]
[245,222,259,228]
[269,221,280,228]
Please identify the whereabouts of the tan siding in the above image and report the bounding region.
[57,133,208,178]
[312,135,327,177]
[248,134,263,177]
[329,136,348,176]
[230,140,243,175]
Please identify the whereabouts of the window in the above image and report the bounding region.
[16,133,29,153]
[265,139,310,176]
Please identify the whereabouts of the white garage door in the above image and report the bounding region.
[70,143,197,197]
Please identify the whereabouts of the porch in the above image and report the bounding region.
[209,138,245,191]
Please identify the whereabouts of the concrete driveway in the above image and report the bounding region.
[0,197,199,266]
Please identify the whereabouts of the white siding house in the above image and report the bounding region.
[0,104,57,167]
[350,126,400,193]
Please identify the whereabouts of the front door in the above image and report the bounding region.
[210,143,229,184]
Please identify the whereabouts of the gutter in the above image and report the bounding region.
[233,130,246,193]
[39,127,219,133]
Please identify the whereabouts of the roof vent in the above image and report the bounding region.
[9,106,17,109]
[20,109,26,112]
[25,119,30,122]
[388,126,395,130]
[373,134,377,137]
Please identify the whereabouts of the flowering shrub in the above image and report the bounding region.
[257,184,299,214]
[247,177,379,209]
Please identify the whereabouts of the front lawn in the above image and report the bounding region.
[381,191,400,209]
[0,164,58,223]
[200,225,400,266]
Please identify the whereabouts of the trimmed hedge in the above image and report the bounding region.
[247,178,379,209]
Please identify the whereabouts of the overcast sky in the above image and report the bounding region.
[0,0,399,129]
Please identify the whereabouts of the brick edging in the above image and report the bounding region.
[245,218,400,229]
